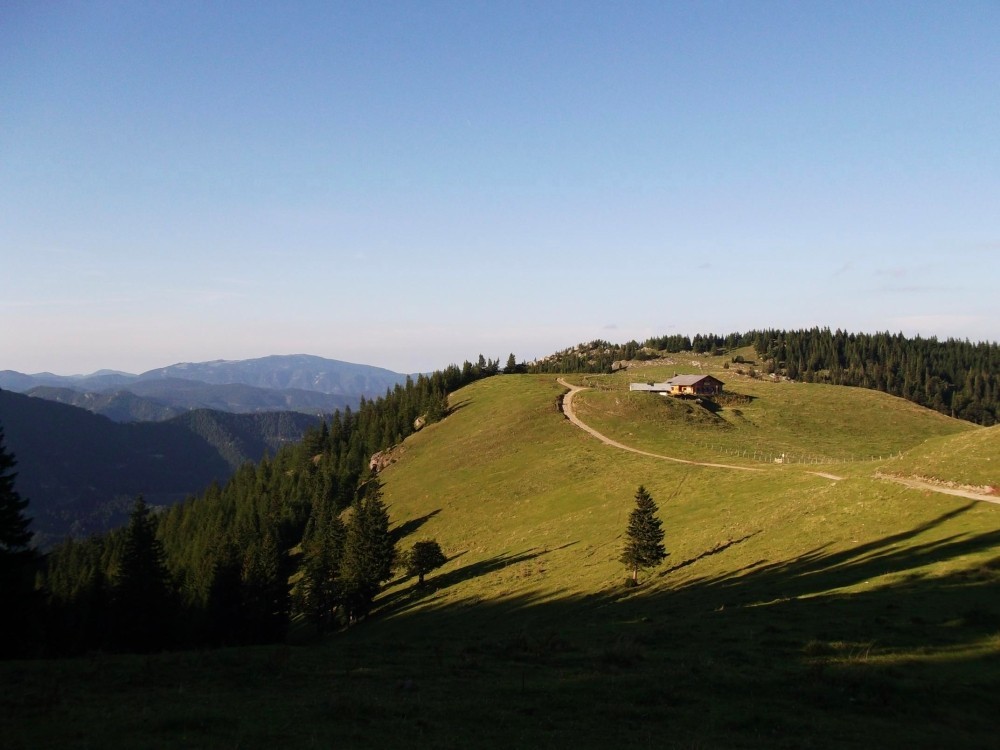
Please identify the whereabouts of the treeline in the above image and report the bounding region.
[528,328,997,426]
[528,333,753,373]
[23,356,501,656]
[750,328,999,426]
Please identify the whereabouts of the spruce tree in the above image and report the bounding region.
[0,425,38,657]
[113,497,173,651]
[239,529,290,644]
[296,514,346,632]
[620,485,667,585]
[341,477,395,621]
[205,543,244,646]
[0,425,33,559]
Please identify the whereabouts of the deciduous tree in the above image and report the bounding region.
[405,540,447,585]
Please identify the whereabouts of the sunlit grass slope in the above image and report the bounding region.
[368,373,1000,747]
[382,373,995,608]
[882,424,1000,488]
[574,356,973,466]
[5,372,999,750]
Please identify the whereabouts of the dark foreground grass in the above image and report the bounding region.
[5,518,1000,750]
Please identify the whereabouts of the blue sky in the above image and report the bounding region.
[2,1,998,375]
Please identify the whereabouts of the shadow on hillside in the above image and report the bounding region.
[9,506,1000,749]
[390,509,441,543]
[446,398,472,415]
[666,502,993,603]
[368,501,1000,745]
[659,531,761,576]
[381,543,580,616]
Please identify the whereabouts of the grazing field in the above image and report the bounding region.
[881,425,1000,489]
[575,359,973,466]
[4,371,999,749]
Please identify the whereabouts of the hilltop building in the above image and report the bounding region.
[629,374,724,397]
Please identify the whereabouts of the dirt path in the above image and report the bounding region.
[876,474,1000,505]
[557,379,1000,506]
[807,471,845,481]
[557,378,763,473]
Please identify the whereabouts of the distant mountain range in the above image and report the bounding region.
[0,354,410,422]
[0,355,412,543]
[0,388,324,546]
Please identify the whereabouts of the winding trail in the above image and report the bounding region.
[875,474,1000,505]
[557,379,998,507]
[807,471,845,481]
[557,378,763,473]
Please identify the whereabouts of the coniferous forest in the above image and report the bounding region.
[749,328,999,426]
[3,329,997,659]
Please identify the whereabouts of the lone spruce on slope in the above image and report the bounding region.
[620,485,667,585]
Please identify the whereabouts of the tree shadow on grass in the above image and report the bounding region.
[390,509,441,544]
[380,543,579,616]
[665,502,992,605]
[8,506,1000,749]
[446,398,472,415]
[364,501,1000,746]
[659,531,761,576]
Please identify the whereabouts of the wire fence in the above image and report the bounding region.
[693,440,904,466]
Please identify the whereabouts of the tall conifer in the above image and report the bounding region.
[0,425,37,656]
[341,477,395,621]
[620,485,667,585]
[113,497,173,651]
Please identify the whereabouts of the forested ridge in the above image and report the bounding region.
[0,390,325,543]
[749,328,998,426]
[530,328,998,426]
[25,357,501,655]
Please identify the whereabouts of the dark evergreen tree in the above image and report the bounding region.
[239,530,290,643]
[405,540,447,585]
[504,353,518,374]
[0,424,38,657]
[113,497,174,651]
[620,485,667,585]
[295,514,346,632]
[341,477,396,621]
[0,426,33,557]
[205,543,243,646]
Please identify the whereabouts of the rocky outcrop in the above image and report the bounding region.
[369,444,405,473]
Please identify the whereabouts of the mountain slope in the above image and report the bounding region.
[25,379,354,421]
[118,378,352,417]
[138,354,408,396]
[0,390,320,544]
[3,354,408,418]
[366,372,1000,746]
[25,385,183,422]
[882,424,1000,488]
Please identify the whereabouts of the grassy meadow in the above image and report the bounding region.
[4,365,999,748]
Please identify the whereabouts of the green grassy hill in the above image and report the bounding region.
[5,370,999,749]
[882,424,1000,489]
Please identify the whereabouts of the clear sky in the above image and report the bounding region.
[2,1,998,375]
